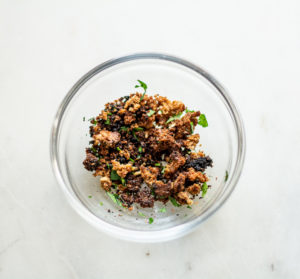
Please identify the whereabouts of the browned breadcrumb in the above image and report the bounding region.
[83,91,213,208]
[177,191,193,205]
[100,176,112,191]
[183,134,200,150]
[111,160,133,178]
[186,167,208,183]
[187,183,201,195]
[140,166,159,185]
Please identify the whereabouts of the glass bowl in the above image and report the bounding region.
[50,53,245,242]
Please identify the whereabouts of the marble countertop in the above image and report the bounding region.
[1,0,300,278]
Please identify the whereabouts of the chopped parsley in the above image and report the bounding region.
[138,146,143,153]
[129,158,135,163]
[83,116,85,121]
[198,114,208,127]
[225,170,229,182]
[91,147,98,154]
[190,122,194,133]
[107,192,123,207]
[112,183,118,189]
[99,201,103,206]
[147,110,155,117]
[166,112,182,124]
[138,211,146,217]
[107,112,112,116]
[105,118,110,125]
[148,217,154,224]
[169,197,181,207]
[134,127,144,131]
[135,80,147,100]
[132,130,139,141]
[121,177,126,186]
[154,163,161,167]
[88,195,92,198]
[120,126,128,132]
[116,147,121,152]
[110,170,121,181]
[187,205,192,209]
[201,182,208,197]
[161,166,166,174]
[159,207,166,213]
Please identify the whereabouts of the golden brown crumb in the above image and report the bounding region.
[93,130,120,147]
[190,151,205,159]
[100,176,112,191]
[183,134,200,150]
[177,191,193,205]
[186,167,208,183]
[164,151,186,178]
[111,160,133,178]
[140,166,159,185]
[187,183,201,195]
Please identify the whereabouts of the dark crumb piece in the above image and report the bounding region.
[83,151,99,171]
[184,156,213,172]
[83,86,213,208]
[136,188,155,208]
[146,251,150,256]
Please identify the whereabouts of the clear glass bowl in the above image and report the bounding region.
[50,53,245,242]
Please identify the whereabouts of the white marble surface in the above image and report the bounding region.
[1,0,300,278]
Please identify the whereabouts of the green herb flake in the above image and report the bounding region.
[138,211,146,217]
[135,80,148,101]
[110,170,121,181]
[225,170,229,182]
[169,197,181,207]
[161,166,166,174]
[147,110,155,117]
[129,158,135,163]
[112,183,118,189]
[107,112,112,116]
[105,118,110,125]
[166,112,182,124]
[187,205,192,209]
[138,146,143,153]
[91,147,98,154]
[121,177,126,186]
[106,163,111,169]
[134,127,144,131]
[120,126,128,132]
[190,122,194,133]
[83,116,85,121]
[88,195,92,198]
[116,147,121,152]
[159,207,166,213]
[137,154,141,159]
[154,163,161,167]
[132,130,139,141]
[198,114,208,127]
[202,182,208,197]
[107,192,123,207]
[99,201,103,206]
[148,217,154,224]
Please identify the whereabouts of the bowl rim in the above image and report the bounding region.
[50,52,246,242]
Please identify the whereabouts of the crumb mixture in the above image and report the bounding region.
[83,81,213,209]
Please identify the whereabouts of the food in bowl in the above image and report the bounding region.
[83,80,213,209]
